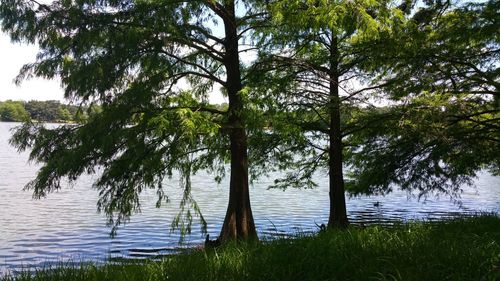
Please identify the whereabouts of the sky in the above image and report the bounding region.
[0,33,65,102]
[0,0,64,102]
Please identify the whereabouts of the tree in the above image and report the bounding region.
[346,0,500,195]
[0,100,30,122]
[58,107,73,122]
[1,0,269,242]
[24,100,63,121]
[251,0,404,228]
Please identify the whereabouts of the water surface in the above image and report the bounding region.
[0,122,498,275]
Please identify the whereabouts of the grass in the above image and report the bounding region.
[2,215,499,281]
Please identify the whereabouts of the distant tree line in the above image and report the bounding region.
[0,100,101,123]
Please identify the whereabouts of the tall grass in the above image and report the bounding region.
[3,216,499,281]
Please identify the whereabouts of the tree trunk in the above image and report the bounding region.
[218,1,257,242]
[328,34,349,228]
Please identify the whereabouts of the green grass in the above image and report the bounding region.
[3,216,499,281]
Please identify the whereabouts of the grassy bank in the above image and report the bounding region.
[3,216,499,281]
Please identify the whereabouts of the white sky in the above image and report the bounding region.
[0,33,65,102]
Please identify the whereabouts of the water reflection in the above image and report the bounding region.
[0,122,499,275]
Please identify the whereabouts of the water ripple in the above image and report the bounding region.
[1,122,499,274]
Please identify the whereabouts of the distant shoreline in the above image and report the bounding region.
[0,100,98,123]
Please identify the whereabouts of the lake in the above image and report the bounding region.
[0,122,499,275]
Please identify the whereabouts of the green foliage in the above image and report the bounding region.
[0,0,498,239]
[249,0,406,191]
[251,0,499,200]
[9,95,223,235]
[0,100,96,123]
[58,107,72,121]
[0,100,29,122]
[0,0,269,236]
[24,101,64,122]
[346,95,500,195]
[2,216,499,281]
[346,0,500,194]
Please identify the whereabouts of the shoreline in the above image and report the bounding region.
[2,215,499,281]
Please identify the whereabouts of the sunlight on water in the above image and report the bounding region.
[0,122,499,275]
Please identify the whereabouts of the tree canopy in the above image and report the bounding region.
[0,0,498,242]
[0,100,93,122]
[249,0,406,227]
[245,0,498,227]
[1,0,271,241]
[0,100,30,122]
[346,0,500,196]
